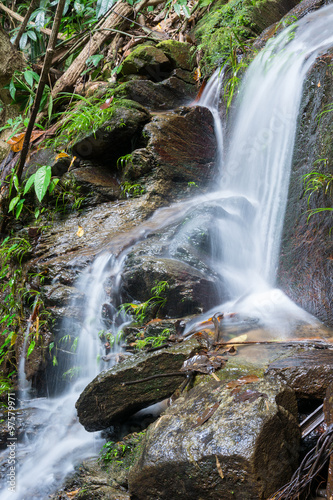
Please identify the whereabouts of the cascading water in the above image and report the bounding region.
[197,6,333,327]
[2,6,333,498]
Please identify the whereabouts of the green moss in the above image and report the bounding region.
[194,0,296,76]
[156,40,196,71]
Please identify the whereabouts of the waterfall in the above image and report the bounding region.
[0,254,127,500]
[198,6,333,327]
[2,5,333,498]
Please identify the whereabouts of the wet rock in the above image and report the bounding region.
[72,100,150,165]
[266,350,333,398]
[113,77,196,111]
[128,377,299,500]
[144,105,217,183]
[254,0,327,50]
[50,457,131,500]
[63,165,121,202]
[156,41,196,71]
[122,148,155,181]
[278,49,333,326]
[75,337,201,431]
[120,255,218,317]
[121,45,172,78]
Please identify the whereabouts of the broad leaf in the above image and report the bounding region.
[19,32,28,49]
[24,70,35,87]
[24,174,36,194]
[27,340,35,357]
[35,10,46,30]
[96,0,115,18]
[27,30,37,42]
[34,165,52,202]
[15,199,25,219]
[9,196,20,213]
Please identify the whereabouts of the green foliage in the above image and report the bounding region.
[6,68,51,117]
[135,328,170,350]
[120,281,169,325]
[99,431,146,467]
[117,153,133,170]
[194,0,262,76]
[120,181,145,198]
[223,37,249,111]
[8,165,58,220]
[303,166,333,222]
[48,92,116,150]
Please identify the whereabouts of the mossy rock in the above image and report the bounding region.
[194,0,299,76]
[121,45,172,78]
[156,40,196,71]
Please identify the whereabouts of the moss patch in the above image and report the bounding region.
[194,0,299,76]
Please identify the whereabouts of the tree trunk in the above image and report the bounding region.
[50,1,133,100]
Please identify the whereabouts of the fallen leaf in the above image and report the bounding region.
[69,156,77,170]
[227,334,247,344]
[216,455,224,479]
[100,96,114,110]
[76,225,84,237]
[317,81,321,87]
[55,152,70,161]
[233,389,267,404]
[66,489,80,498]
[193,401,220,428]
[6,130,44,152]
[194,67,201,82]
[226,374,260,390]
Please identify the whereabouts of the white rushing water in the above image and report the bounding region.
[2,5,333,498]
[1,254,128,500]
[198,6,333,326]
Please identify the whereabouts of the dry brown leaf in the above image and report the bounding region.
[7,130,44,152]
[317,81,321,87]
[226,374,260,390]
[66,489,80,498]
[76,225,84,237]
[100,96,114,110]
[193,401,220,428]
[194,67,201,82]
[216,455,224,479]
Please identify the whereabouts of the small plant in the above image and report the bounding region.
[117,153,133,170]
[120,181,145,198]
[119,281,169,325]
[303,166,333,222]
[135,328,170,350]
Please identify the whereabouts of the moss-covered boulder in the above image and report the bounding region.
[156,40,196,71]
[121,44,172,78]
[193,0,300,75]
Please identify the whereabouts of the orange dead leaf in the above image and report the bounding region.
[226,374,260,390]
[7,130,44,152]
[55,152,70,161]
[194,67,201,82]
[100,96,114,110]
[66,489,80,498]
[69,156,77,170]
[76,226,84,237]
[317,81,321,87]
[216,455,224,479]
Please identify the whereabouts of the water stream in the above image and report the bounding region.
[1,5,333,498]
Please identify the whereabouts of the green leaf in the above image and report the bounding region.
[13,174,19,192]
[48,94,53,121]
[9,79,16,100]
[27,340,35,357]
[34,165,52,202]
[48,178,59,194]
[23,174,36,194]
[174,2,182,16]
[15,199,25,219]
[27,31,37,42]
[9,196,20,213]
[19,32,28,50]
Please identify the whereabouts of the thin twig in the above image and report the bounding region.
[121,371,186,386]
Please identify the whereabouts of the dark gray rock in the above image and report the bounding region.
[278,49,333,326]
[121,45,172,78]
[128,377,299,500]
[75,337,201,431]
[120,255,219,317]
[266,349,333,398]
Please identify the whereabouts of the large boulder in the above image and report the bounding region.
[128,377,299,500]
[75,338,201,431]
[278,49,333,326]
